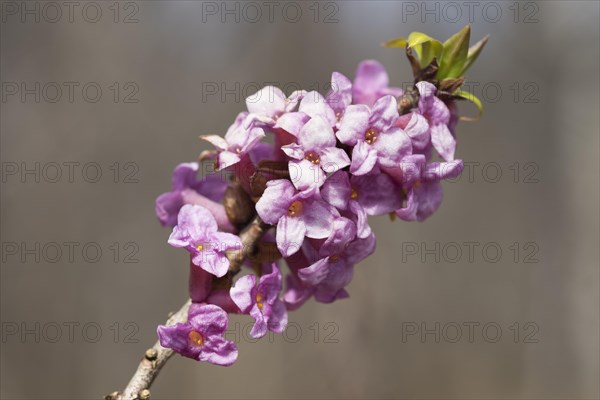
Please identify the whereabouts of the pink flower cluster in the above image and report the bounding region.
[155,60,464,365]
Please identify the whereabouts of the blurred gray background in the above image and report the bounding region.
[1,1,599,399]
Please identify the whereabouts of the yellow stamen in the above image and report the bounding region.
[364,128,378,144]
[196,245,203,251]
[350,189,359,200]
[305,151,321,165]
[288,200,303,217]
[329,255,340,263]
[256,293,264,310]
[188,330,203,346]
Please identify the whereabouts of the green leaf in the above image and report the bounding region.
[454,89,483,121]
[407,32,443,68]
[458,34,489,76]
[383,37,407,48]
[437,25,471,80]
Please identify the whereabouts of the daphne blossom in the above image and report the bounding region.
[168,204,242,277]
[157,303,238,366]
[157,56,471,366]
[255,179,337,257]
[337,95,412,175]
[230,263,288,338]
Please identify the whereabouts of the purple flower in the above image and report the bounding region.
[282,116,350,194]
[169,204,242,277]
[157,303,238,366]
[296,72,353,129]
[155,163,233,232]
[246,86,305,122]
[255,179,337,257]
[416,81,456,161]
[352,60,403,107]
[230,264,288,338]
[321,169,402,238]
[325,72,353,119]
[336,95,412,175]
[395,111,431,152]
[391,155,464,221]
[244,86,310,137]
[298,91,338,127]
[293,231,377,304]
[202,112,266,170]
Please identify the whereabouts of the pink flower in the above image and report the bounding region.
[230,264,288,338]
[202,112,266,170]
[282,116,350,194]
[255,179,337,257]
[168,205,242,277]
[416,81,456,161]
[352,60,403,107]
[337,95,412,175]
[157,303,238,366]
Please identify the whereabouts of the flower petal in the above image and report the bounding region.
[297,115,336,150]
[155,191,183,227]
[298,257,330,286]
[157,323,202,360]
[249,305,268,338]
[319,217,357,257]
[194,251,229,278]
[302,198,335,239]
[276,215,306,257]
[336,104,370,145]
[217,151,241,170]
[350,141,378,176]
[326,72,352,114]
[283,274,313,311]
[281,143,305,160]
[257,264,283,304]
[201,135,228,151]
[422,160,463,182]
[267,299,288,333]
[369,95,398,133]
[353,60,390,107]
[230,274,257,314]
[345,233,376,264]
[321,170,351,210]
[171,162,199,190]
[288,159,326,195]
[415,181,444,221]
[168,205,217,247]
[246,86,286,119]
[200,336,238,366]
[373,128,412,168]
[211,231,243,252]
[395,188,418,221]
[188,303,229,335]
[403,112,430,151]
[430,124,456,161]
[319,147,351,173]
[352,172,403,215]
[349,200,372,239]
[299,91,337,126]
[274,112,310,136]
[255,179,296,225]
[283,90,307,112]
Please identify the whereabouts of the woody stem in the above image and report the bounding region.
[106,215,268,400]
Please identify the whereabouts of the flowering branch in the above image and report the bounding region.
[106,216,268,400]
[107,24,488,400]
